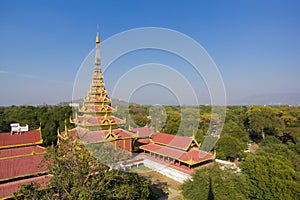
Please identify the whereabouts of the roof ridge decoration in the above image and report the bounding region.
[0,150,46,161]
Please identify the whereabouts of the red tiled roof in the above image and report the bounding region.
[66,128,133,152]
[111,129,133,138]
[140,143,214,164]
[0,146,45,158]
[140,143,185,160]
[75,128,133,143]
[131,127,154,137]
[0,154,47,181]
[63,129,78,141]
[179,149,215,163]
[76,130,106,142]
[77,116,123,125]
[152,132,192,150]
[0,130,42,148]
[0,174,51,199]
[136,138,150,144]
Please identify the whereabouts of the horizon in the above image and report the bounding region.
[1,96,300,107]
[1,1,300,106]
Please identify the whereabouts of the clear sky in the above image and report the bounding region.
[0,0,299,105]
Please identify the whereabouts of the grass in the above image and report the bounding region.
[129,165,151,172]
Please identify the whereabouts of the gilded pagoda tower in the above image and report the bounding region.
[74,31,125,131]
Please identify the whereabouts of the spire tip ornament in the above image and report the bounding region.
[96,24,100,44]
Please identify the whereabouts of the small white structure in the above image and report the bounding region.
[215,159,241,172]
[69,103,79,107]
[10,123,29,135]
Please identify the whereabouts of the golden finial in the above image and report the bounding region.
[64,117,68,134]
[39,121,42,131]
[57,128,61,145]
[96,24,100,44]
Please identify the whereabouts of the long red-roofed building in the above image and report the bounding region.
[0,175,51,199]
[0,129,47,199]
[0,130,43,149]
[131,129,215,168]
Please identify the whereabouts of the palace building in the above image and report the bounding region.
[65,31,215,173]
[0,126,50,199]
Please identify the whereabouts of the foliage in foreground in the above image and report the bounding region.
[241,152,300,200]
[13,136,151,200]
[181,165,249,200]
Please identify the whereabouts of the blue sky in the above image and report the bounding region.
[0,0,299,105]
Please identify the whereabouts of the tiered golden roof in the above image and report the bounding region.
[74,31,125,131]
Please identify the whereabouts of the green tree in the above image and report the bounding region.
[85,142,132,168]
[246,106,285,139]
[161,107,180,134]
[241,152,300,200]
[199,112,211,135]
[181,165,249,200]
[225,106,247,128]
[215,135,246,159]
[129,104,149,127]
[260,136,300,171]
[221,120,249,143]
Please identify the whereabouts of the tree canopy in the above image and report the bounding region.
[241,152,300,200]
[181,165,249,200]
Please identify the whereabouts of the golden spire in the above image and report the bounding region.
[96,24,100,44]
[95,25,101,66]
[39,121,42,131]
[57,128,61,145]
[96,32,100,44]
[64,118,68,134]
